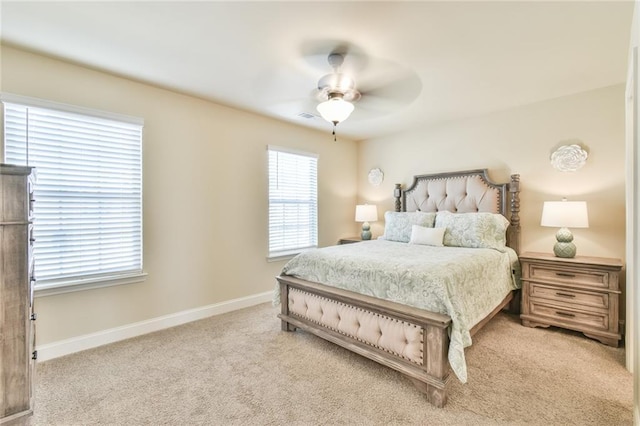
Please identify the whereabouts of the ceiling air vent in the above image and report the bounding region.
[297,112,318,120]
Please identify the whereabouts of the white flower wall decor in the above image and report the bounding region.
[368,168,384,186]
[550,144,588,172]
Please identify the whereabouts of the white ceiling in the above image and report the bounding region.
[0,1,634,141]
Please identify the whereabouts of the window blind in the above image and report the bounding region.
[268,146,318,258]
[3,97,143,286]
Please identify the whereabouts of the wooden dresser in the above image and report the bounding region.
[519,251,623,347]
[1,164,36,425]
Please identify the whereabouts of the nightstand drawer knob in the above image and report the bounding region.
[555,272,576,278]
[556,311,576,318]
[555,292,576,298]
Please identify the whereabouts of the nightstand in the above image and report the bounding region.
[519,252,623,347]
[338,237,362,244]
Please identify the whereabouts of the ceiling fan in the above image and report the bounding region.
[314,52,361,131]
[307,43,422,140]
[256,41,422,140]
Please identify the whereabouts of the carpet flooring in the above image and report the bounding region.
[32,303,633,425]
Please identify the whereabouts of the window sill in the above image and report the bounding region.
[267,247,316,263]
[267,254,297,263]
[34,272,148,298]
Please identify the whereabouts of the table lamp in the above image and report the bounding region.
[355,204,378,240]
[540,199,589,258]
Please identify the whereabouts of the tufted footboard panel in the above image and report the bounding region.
[288,287,424,365]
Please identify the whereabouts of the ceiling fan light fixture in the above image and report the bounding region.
[316,94,354,125]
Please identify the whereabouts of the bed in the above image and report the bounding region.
[276,169,521,407]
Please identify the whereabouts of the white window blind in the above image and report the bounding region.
[3,95,143,287]
[268,146,318,258]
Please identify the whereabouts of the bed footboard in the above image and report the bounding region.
[277,275,452,407]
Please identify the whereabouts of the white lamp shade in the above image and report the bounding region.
[317,98,354,124]
[541,200,589,228]
[355,204,378,222]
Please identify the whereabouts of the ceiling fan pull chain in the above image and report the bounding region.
[332,122,337,141]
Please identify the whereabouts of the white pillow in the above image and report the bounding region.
[408,225,446,247]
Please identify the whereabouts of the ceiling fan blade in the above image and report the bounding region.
[357,67,423,112]
[354,95,403,113]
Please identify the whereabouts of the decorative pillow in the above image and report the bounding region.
[434,211,509,251]
[383,211,437,243]
[409,225,446,247]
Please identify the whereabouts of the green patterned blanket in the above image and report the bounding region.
[277,239,520,383]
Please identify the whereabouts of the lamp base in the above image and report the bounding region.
[361,222,372,240]
[553,227,576,258]
[553,241,576,258]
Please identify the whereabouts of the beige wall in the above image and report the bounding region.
[357,85,626,314]
[1,45,358,344]
[0,45,628,348]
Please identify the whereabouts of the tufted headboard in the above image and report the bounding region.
[393,169,521,253]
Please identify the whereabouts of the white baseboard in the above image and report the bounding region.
[36,291,273,362]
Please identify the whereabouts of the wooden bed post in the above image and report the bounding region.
[409,322,450,408]
[507,173,522,314]
[394,184,402,212]
[279,283,296,332]
[424,323,450,407]
[508,173,521,255]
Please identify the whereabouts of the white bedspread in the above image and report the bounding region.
[276,239,520,383]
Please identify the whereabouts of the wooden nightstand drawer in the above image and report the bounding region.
[519,252,623,347]
[528,264,610,289]
[529,301,609,331]
[530,284,609,310]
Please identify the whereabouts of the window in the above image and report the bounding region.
[268,146,318,258]
[2,93,144,292]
